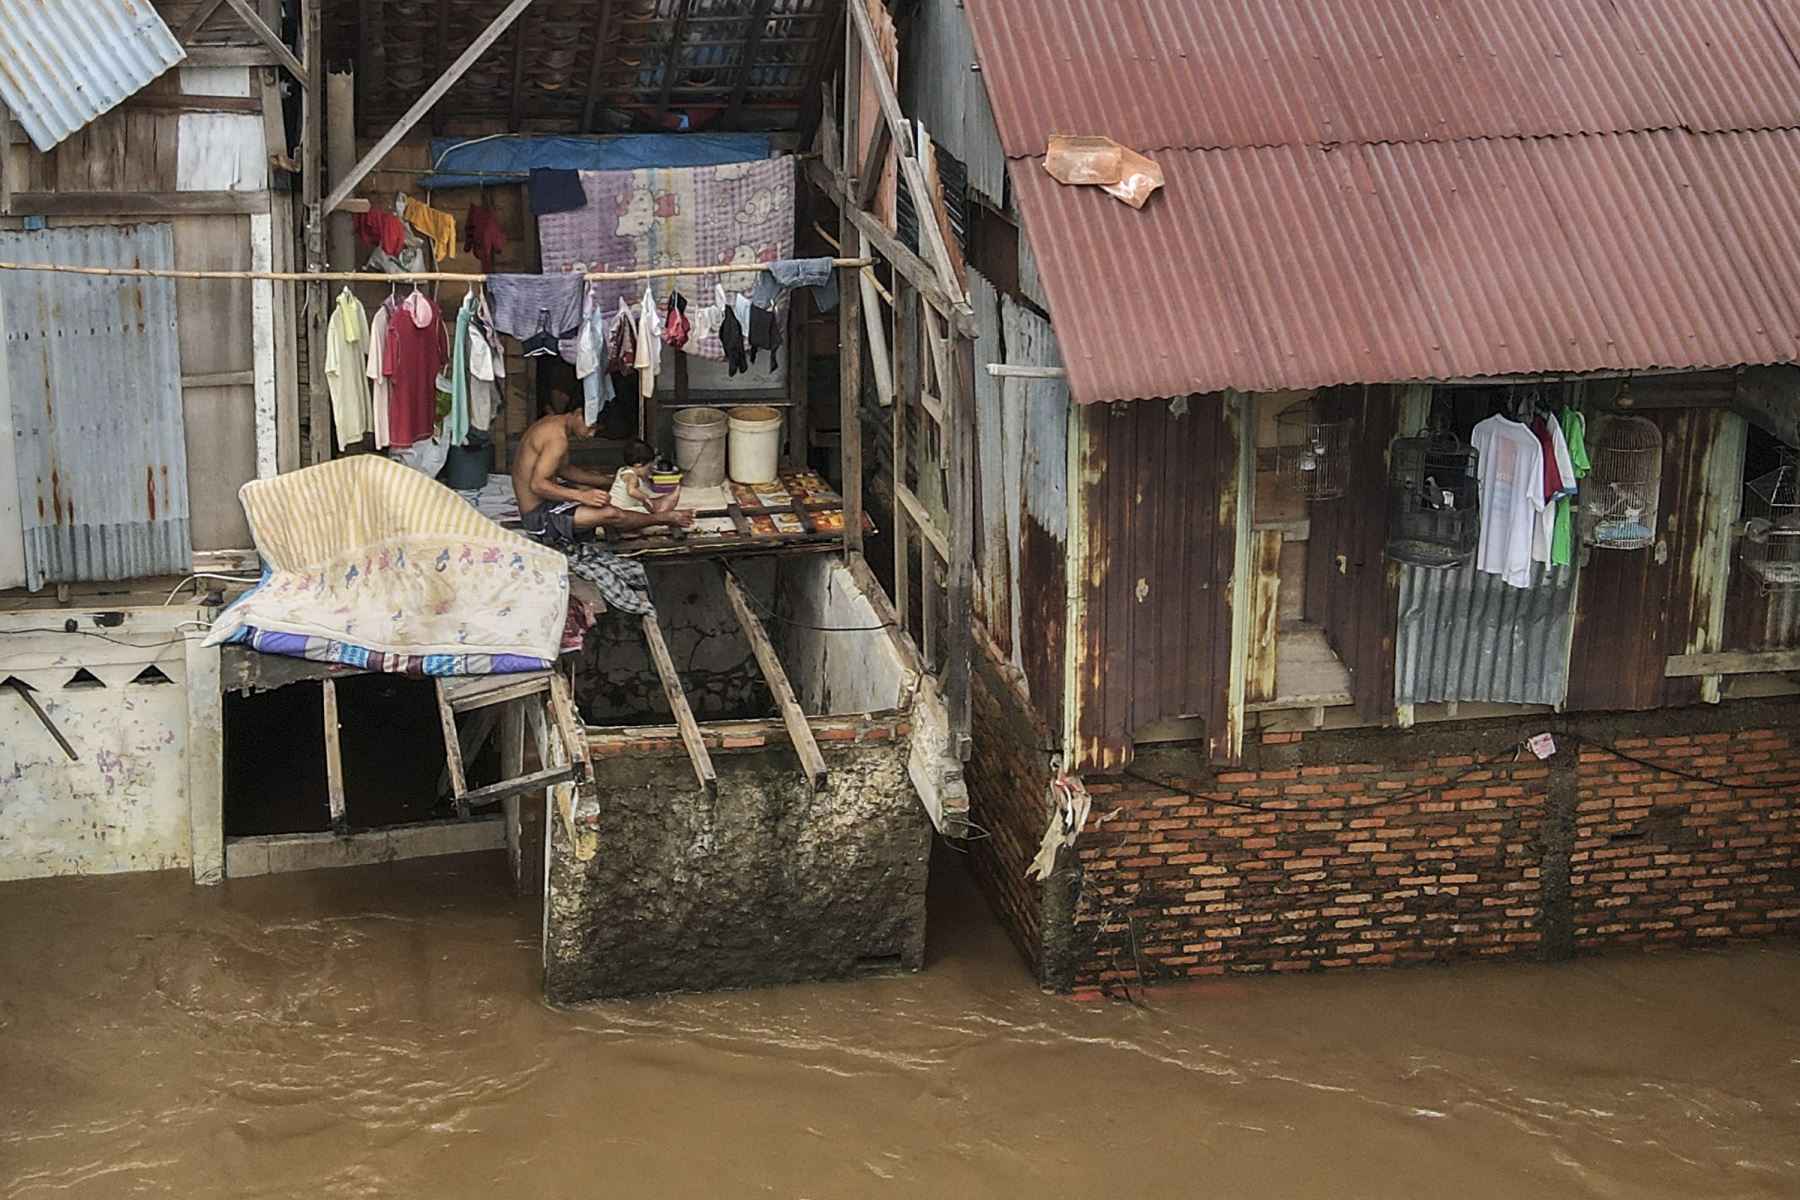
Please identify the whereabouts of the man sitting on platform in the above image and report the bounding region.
[512,411,695,543]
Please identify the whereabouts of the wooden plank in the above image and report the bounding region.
[655,0,696,119]
[183,45,279,67]
[1223,391,1254,760]
[441,670,552,711]
[120,92,264,114]
[1665,649,1800,677]
[500,699,525,892]
[546,672,593,788]
[724,0,778,123]
[323,676,347,833]
[221,0,307,80]
[1244,527,1283,705]
[641,613,717,797]
[858,233,894,408]
[182,370,257,388]
[580,0,622,133]
[943,336,974,756]
[722,568,829,790]
[458,765,576,808]
[855,116,891,209]
[786,295,809,466]
[434,679,469,801]
[176,0,230,41]
[892,280,914,632]
[10,191,268,216]
[839,193,866,553]
[895,480,949,560]
[250,211,277,478]
[323,0,540,214]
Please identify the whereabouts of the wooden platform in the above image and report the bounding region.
[1246,620,1354,712]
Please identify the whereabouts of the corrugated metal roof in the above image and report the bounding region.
[0,0,185,151]
[964,0,1800,155]
[1010,128,1800,401]
[0,225,193,589]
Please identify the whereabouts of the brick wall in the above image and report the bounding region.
[1055,702,1800,999]
[963,653,1058,985]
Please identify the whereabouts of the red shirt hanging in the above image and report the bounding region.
[385,292,447,448]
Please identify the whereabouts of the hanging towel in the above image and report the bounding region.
[488,273,585,341]
[402,196,457,264]
[529,168,587,215]
[464,203,507,272]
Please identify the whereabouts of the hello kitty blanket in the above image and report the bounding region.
[535,156,795,361]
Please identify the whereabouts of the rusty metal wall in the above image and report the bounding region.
[0,224,192,589]
[1072,396,1237,771]
[1001,293,1067,730]
[0,0,185,151]
[1395,562,1576,706]
[1304,385,1401,720]
[898,0,1007,207]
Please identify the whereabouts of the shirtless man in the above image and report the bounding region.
[511,411,694,543]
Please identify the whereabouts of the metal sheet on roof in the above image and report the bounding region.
[963,0,1800,155]
[0,225,193,589]
[1010,129,1800,402]
[0,0,185,151]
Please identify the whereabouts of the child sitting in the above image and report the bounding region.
[609,439,684,515]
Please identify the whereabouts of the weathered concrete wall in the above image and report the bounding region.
[774,556,911,715]
[544,717,931,1002]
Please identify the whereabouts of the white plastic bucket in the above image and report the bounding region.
[728,405,783,485]
[672,407,728,488]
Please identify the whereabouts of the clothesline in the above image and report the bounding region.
[0,258,875,284]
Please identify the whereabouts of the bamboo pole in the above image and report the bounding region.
[0,258,875,284]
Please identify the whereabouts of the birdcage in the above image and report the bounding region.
[1386,429,1480,568]
[1276,397,1354,501]
[1742,447,1800,591]
[1581,413,1662,550]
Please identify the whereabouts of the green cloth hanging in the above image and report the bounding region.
[1552,408,1590,566]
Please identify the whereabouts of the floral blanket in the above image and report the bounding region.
[536,156,795,360]
[205,456,569,674]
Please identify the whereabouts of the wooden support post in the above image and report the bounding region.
[892,279,914,630]
[641,613,718,797]
[943,334,974,757]
[323,676,347,834]
[501,699,525,891]
[546,672,592,788]
[837,100,866,555]
[722,568,829,791]
[786,292,810,468]
[432,680,470,814]
[301,0,328,462]
[859,232,893,408]
[262,71,301,473]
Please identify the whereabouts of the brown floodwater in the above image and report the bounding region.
[3,850,1797,1198]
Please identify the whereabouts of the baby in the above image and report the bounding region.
[609,439,685,516]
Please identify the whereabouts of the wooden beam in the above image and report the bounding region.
[176,0,230,42]
[182,45,279,67]
[895,480,949,560]
[458,765,575,808]
[854,114,891,209]
[323,676,347,833]
[655,0,696,120]
[301,0,327,463]
[985,363,1068,379]
[839,186,866,555]
[322,0,540,215]
[892,279,915,631]
[1665,649,1800,677]
[508,0,534,130]
[943,335,974,755]
[500,700,526,892]
[546,672,593,790]
[220,0,306,80]
[721,569,829,791]
[641,613,719,797]
[182,369,257,389]
[805,160,972,332]
[10,191,269,216]
[724,0,778,124]
[580,0,623,134]
[121,92,264,114]
[433,680,469,801]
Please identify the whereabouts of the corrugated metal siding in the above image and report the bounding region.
[900,0,1008,206]
[969,268,1011,647]
[1395,562,1576,706]
[1007,129,1800,402]
[1002,293,1067,730]
[962,0,1800,156]
[0,0,185,151]
[1303,385,1401,720]
[0,225,192,589]
[1072,397,1237,771]
[1724,584,1800,651]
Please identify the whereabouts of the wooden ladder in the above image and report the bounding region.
[433,670,592,817]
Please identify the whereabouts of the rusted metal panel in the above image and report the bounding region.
[969,268,1011,651]
[962,0,1799,157]
[1724,580,1800,651]
[0,224,192,589]
[899,0,1007,207]
[1071,396,1236,771]
[1244,529,1282,705]
[1662,408,1748,705]
[1007,130,1800,404]
[0,0,185,151]
[1395,561,1576,706]
[1303,385,1401,720]
[1002,295,1067,730]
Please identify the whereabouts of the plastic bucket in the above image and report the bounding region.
[672,407,728,488]
[728,405,783,485]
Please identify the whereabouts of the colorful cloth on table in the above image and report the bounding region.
[324,290,372,449]
[535,157,794,361]
[488,273,585,344]
[464,203,507,272]
[355,209,406,257]
[403,196,457,264]
[204,456,569,673]
[529,168,587,215]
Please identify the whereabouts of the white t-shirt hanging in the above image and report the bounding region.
[634,285,664,401]
[1471,415,1548,589]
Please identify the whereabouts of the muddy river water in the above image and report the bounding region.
[3,851,1797,1198]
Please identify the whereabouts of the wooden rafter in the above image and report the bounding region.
[580,0,623,134]
[220,0,306,82]
[724,0,778,123]
[508,1,534,130]
[175,0,228,43]
[430,0,452,135]
[655,0,697,121]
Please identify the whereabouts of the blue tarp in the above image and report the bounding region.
[421,134,774,189]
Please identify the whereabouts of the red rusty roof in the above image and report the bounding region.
[964,0,1800,401]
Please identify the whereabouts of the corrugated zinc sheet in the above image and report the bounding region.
[1007,128,1800,402]
[899,0,1008,206]
[0,225,192,589]
[962,0,1800,155]
[1001,292,1069,731]
[1395,562,1576,706]
[0,0,185,151]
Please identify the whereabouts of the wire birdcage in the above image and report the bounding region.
[1387,429,1480,568]
[1581,413,1662,550]
[1742,447,1800,591]
[1276,397,1354,501]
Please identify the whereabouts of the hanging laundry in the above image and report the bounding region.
[688,285,727,347]
[384,291,448,449]
[466,309,502,433]
[720,304,749,376]
[367,236,427,275]
[354,209,407,257]
[664,291,691,349]
[446,294,475,447]
[573,292,614,425]
[605,296,637,375]
[402,196,457,264]
[634,284,665,401]
[747,303,782,371]
[529,168,587,216]
[324,289,372,450]
[732,290,753,332]
[1527,413,1577,566]
[366,297,394,448]
[463,203,507,272]
[1552,408,1591,568]
[750,257,839,312]
[488,273,585,343]
[1471,413,1549,589]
